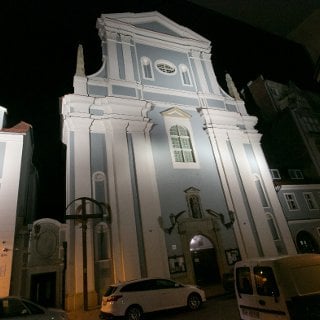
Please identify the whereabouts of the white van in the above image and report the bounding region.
[234,254,320,319]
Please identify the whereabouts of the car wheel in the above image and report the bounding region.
[125,305,143,320]
[187,293,202,310]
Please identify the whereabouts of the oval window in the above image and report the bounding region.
[155,60,176,75]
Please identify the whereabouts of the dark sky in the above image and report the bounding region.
[0,0,318,220]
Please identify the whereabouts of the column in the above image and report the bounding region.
[65,117,96,309]
[121,34,135,81]
[128,122,170,278]
[247,132,297,254]
[228,129,278,257]
[106,31,119,80]
[190,50,209,93]
[202,52,220,95]
[212,127,260,258]
[103,118,141,281]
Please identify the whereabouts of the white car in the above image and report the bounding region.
[0,296,67,320]
[100,277,206,320]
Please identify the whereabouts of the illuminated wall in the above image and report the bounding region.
[0,116,33,297]
[61,11,297,311]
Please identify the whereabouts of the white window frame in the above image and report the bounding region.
[179,64,192,86]
[141,56,154,80]
[284,192,299,211]
[288,169,304,180]
[303,192,319,211]
[270,169,281,180]
[170,125,195,163]
[163,107,199,169]
[155,59,177,75]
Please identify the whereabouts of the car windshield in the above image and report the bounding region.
[0,298,28,317]
[104,286,118,296]
[23,301,44,314]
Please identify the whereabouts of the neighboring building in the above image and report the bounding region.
[0,107,38,297]
[245,75,320,182]
[288,9,320,83]
[60,12,296,311]
[277,184,320,253]
[243,75,320,255]
[0,108,65,308]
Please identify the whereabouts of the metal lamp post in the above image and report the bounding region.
[65,197,107,311]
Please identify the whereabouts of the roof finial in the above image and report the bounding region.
[76,44,85,76]
[226,73,241,100]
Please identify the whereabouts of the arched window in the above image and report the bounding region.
[94,222,110,261]
[141,57,153,80]
[296,231,319,253]
[170,125,195,163]
[179,64,191,86]
[93,171,106,204]
[254,175,269,207]
[266,214,279,240]
[185,187,203,218]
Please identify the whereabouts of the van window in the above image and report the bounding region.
[254,266,279,297]
[236,267,253,294]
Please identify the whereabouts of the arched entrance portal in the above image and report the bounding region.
[190,235,221,286]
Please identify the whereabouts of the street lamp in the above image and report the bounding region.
[65,197,110,311]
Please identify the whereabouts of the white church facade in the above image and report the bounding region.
[60,11,297,310]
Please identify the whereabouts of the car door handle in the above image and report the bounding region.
[258,299,266,306]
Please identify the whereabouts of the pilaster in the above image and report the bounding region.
[120,34,135,81]
[227,130,278,256]
[127,121,170,278]
[247,132,297,254]
[212,128,260,258]
[190,50,209,93]
[102,118,141,281]
[106,31,119,80]
[202,52,220,95]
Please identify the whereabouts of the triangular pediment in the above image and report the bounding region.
[184,186,200,193]
[161,107,191,119]
[100,11,209,44]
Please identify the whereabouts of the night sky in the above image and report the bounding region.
[1,0,317,221]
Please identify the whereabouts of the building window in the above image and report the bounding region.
[270,169,281,180]
[301,116,320,133]
[170,125,195,163]
[303,192,318,210]
[284,193,299,210]
[296,231,319,253]
[155,60,176,75]
[185,187,203,218]
[93,171,107,205]
[266,214,280,240]
[141,57,153,79]
[94,222,110,260]
[179,64,192,86]
[162,107,199,169]
[254,175,269,207]
[288,169,304,180]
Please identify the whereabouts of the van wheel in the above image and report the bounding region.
[125,305,143,320]
[187,293,202,310]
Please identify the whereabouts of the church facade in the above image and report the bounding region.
[60,12,296,310]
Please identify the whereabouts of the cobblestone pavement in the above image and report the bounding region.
[67,293,240,320]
